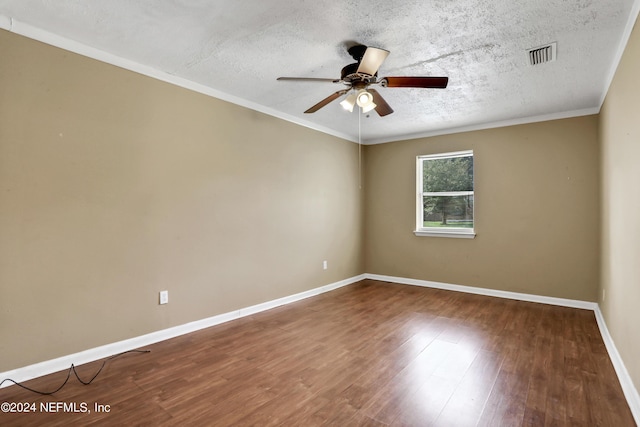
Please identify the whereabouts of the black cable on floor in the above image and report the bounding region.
[0,349,150,395]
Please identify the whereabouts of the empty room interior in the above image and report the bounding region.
[1,1,640,426]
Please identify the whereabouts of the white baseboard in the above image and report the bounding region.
[594,307,640,426]
[364,273,598,310]
[0,274,365,389]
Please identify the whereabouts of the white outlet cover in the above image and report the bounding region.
[159,290,169,304]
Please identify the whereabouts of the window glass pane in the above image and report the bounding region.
[423,156,474,193]
[423,195,474,228]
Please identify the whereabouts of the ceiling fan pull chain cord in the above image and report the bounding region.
[358,109,362,190]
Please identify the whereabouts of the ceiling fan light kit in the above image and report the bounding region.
[278,44,449,117]
[339,89,377,113]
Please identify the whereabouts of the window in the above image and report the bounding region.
[415,150,475,238]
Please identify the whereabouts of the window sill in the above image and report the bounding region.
[414,229,476,239]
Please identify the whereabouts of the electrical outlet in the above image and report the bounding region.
[323,260,328,270]
[159,290,169,305]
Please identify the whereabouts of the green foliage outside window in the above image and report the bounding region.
[422,156,474,227]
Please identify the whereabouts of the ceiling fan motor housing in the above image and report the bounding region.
[341,63,378,84]
[341,63,360,81]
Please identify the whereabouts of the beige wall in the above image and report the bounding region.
[600,17,640,395]
[364,116,601,301]
[0,30,364,371]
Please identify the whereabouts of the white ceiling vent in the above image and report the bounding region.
[527,42,557,66]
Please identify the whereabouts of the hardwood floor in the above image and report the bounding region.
[0,279,635,426]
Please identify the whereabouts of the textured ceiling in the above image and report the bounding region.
[0,0,638,143]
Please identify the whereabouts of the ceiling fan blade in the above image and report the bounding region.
[356,47,390,76]
[382,76,449,88]
[277,77,340,83]
[304,90,349,113]
[368,89,394,117]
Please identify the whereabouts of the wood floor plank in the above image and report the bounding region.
[433,349,504,426]
[523,335,552,425]
[0,279,635,426]
[544,333,567,425]
[475,339,534,426]
[388,375,459,426]
[361,338,458,423]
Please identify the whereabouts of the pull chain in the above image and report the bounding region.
[358,109,362,190]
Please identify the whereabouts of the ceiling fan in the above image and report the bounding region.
[277,44,448,117]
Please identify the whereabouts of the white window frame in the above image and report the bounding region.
[414,150,476,238]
